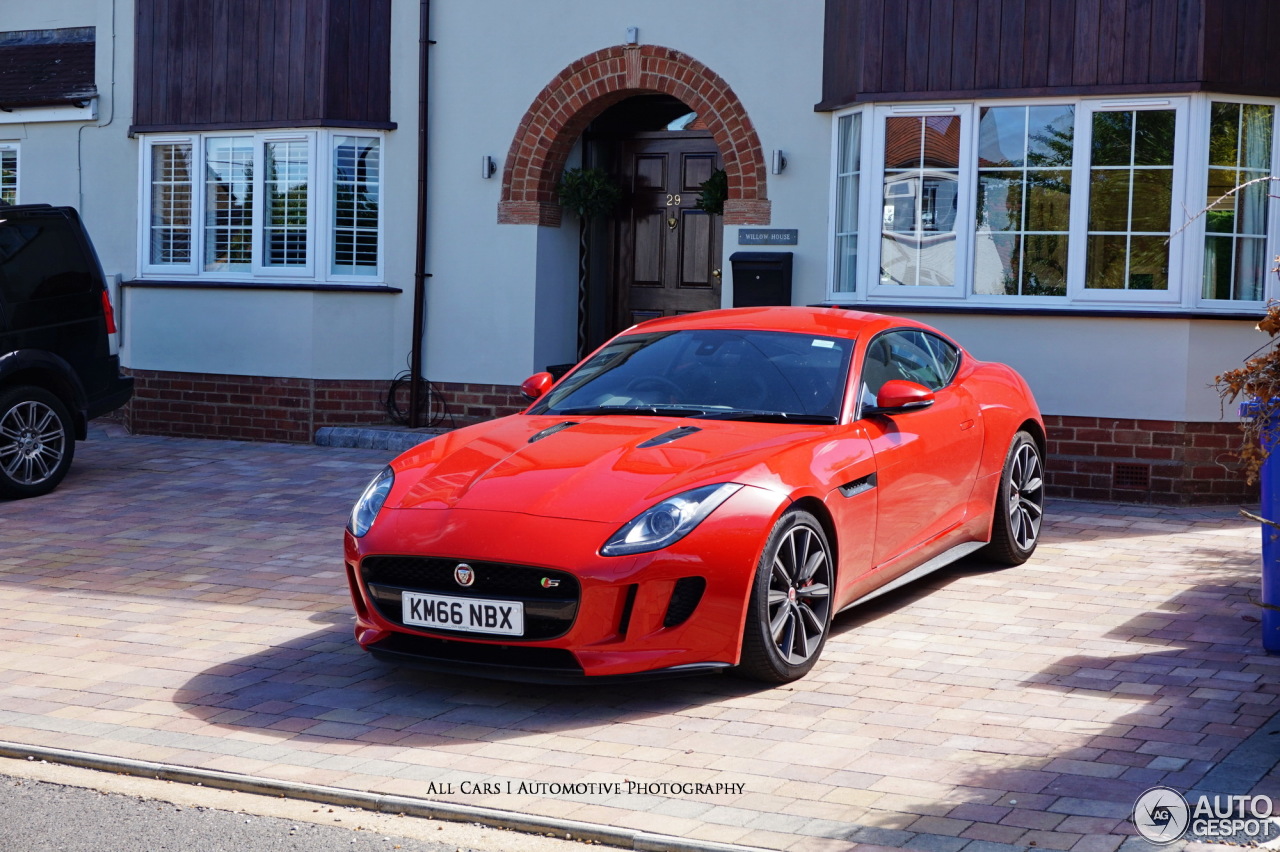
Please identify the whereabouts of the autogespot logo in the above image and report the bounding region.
[1133,789,1279,845]
[1133,787,1190,844]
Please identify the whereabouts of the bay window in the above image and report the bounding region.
[141,130,382,282]
[830,94,1277,310]
[0,144,16,205]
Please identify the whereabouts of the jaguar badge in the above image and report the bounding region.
[454,563,475,587]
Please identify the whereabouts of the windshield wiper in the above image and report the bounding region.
[695,410,839,424]
[554,405,713,418]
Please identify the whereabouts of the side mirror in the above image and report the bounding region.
[870,380,935,414]
[520,371,555,401]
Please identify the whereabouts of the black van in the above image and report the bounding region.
[0,204,133,498]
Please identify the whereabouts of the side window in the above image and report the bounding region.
[861,330,961,406]
[0,215,94,303]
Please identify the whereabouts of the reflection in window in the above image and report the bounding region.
[333,136,380,275]
[1085,110,1175,291]
[975,105,1073,296]
[0,147,15,206]
[881,115,961,287]
[834,114,861,292]
[204,136,254,272]
[149,143,192,265]
[263,140,309,268]
[1204,103,1273,301]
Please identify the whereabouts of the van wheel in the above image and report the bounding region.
[0,386,75,499]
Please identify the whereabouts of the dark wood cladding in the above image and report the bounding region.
[132,0,392,132]
[819,0,1280,109]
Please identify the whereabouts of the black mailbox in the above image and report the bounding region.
[730,251,793,307]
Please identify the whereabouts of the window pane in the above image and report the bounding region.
[1023,234,1068,296]
[884,117,923,169]
[204,137,253,271]
[149,143,192,265]
[1086,234,1128,289]
[977,172,1021,232]
[0,148,15,206]
[1128,235,1169,289]
[1091,112,1133,167]
[263,139,309,268]
[833,114,861,293]
[1025,169,1072,232]
[973,232,1019,295]
[1130,169,1173,231]
[978,107,1025,168]
[1088,169,1132,232]
[333,136,380,276]
[1134,110,1175,166]
[1026,105,1075,167]
[1203,102,1274,300]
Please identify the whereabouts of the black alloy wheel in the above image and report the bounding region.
[738,509,834,683]
[981,430,1045,565]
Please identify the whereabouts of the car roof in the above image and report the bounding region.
[622,306,931,339]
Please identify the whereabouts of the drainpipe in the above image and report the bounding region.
[408,0,432,427]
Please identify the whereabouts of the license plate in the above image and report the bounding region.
[401,591,524,636]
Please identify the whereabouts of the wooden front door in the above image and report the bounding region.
[613,133,722,333]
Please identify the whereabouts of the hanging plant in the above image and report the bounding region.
[557,167,621,220]
[695,168,727,216]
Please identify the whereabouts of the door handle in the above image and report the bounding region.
[712,268,721,280]
[667,217,678,231]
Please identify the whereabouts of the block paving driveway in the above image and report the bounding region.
[0,430,1275,851]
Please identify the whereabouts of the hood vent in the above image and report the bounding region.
[528,421,579,444]
[637,425,702,449]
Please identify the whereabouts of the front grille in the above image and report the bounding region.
[361,555,579,641]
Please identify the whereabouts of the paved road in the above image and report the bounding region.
[0,758,588,852]
[0,428,1275,852]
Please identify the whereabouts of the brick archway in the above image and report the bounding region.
[498,45,769,227]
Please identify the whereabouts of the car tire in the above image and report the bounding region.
[981,431,1045,566]
[0,385,76,499]
[737,509,834,683]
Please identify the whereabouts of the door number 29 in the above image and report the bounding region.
[665,194,681,206]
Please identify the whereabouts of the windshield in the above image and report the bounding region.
[529,328,854,423]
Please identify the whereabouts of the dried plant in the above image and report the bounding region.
[1215,286,1280,484]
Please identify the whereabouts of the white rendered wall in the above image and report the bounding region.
[422,0,829,384]
[892,313,1262,424]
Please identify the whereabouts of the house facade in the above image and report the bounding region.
[0,0,1270,504]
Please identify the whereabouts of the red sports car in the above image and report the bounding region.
[344,307,1044,683]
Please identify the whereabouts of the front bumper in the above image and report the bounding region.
[344,487,786,679]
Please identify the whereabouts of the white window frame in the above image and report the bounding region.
[1188,94,1279,311]
[1065,97,1189,306]
[137,129,384,284]
[0,143,17,205]
[827,92,1279,312]
[865,103,975,301]
[828,110,867,295]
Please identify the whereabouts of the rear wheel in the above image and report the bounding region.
[981,431,1044,565]
[737,510,833,683]
[0,386,75,499]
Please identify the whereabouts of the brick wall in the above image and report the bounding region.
[123,370,529,443]
[1043,415,1255,505]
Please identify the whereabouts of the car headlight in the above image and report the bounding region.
[601,483,743,556]
[348,466,394,537]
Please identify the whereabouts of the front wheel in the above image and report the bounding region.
[737,510,834,683]
[981,431,1044,565]
[0,386,75,499]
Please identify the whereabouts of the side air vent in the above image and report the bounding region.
[529,421,578,443]
[838,473,877,498]
[663,577,706,628]
[638,425,702,448]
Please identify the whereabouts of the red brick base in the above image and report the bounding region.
[122,370,530,443]
[121,371,1256,505]
[1043,415,1255,505]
